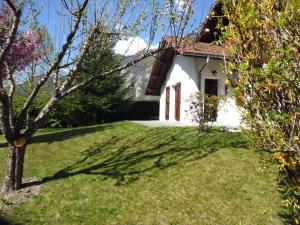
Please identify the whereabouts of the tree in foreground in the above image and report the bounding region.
[0,0,196,192]
[222,0,299,223]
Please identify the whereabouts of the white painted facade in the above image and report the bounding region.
[122,56,159,102]
[159,55,242,127]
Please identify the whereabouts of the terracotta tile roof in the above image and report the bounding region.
[164,37,227,59]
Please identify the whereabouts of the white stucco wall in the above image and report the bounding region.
[122,57,159,102]
[159,55,242,127]
[159,56,199,122]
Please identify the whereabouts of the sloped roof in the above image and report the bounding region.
[145,37,226,96]
[169,37,227,58]
[145,39,176,96]
[197,1,228,43]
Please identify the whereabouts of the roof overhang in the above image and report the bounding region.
[181,51,227,60]
[197,1,228,43]
[145,43,175,96]
[145,39,227,96]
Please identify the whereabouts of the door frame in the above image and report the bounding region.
[165,86,170,120]
[174,82,181,121]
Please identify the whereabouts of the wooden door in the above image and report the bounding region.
[165,86,170,120]
[174,83,181,121]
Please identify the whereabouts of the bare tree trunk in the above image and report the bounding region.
[15,146,25,190]
[2,143,16,192]
[2,143,26,192]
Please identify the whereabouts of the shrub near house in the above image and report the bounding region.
[186,92,223,133]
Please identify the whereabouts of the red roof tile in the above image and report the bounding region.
[164,37,227,58]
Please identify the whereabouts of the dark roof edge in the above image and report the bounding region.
[197,1,222,41]
[181,51,227,60]
[145,46,176,96]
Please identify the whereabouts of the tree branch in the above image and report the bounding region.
[4,0,18,12]
[57,60,77,70]
[0,1,22,65]
[62,49,161,97]
[23,47,161,139]
[15,0,89,130]
[3,61,16,131]
[57,20,109,94]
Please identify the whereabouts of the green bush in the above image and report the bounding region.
[222,1,300,223]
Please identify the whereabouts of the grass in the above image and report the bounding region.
[0,121,282,225]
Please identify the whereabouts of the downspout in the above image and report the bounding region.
[198,57,210,117]
[198,56,210,92]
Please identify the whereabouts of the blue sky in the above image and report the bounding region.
[29,0,215,56]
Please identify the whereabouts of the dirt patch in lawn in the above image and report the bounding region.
[0,177,43,212]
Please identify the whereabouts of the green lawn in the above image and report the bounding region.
[0,121,282,225]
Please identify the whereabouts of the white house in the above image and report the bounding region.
[145,1,242,127]
[122,55,159,102]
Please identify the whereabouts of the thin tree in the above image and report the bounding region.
[0,0,196,192]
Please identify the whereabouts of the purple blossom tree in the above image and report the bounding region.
[0,3,44,78]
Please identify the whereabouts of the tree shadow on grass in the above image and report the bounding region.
[41,129,249,186]
[0,123,114,149]
[30,124,112,144]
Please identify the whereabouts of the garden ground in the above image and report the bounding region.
[0,121,282,225]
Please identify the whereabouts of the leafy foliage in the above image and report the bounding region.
[47,24,130,127]
[0,5,45,78]
[13,87,50,126]
[186,92,223,133]
[222,1,300,223]
[48,74,130,127]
